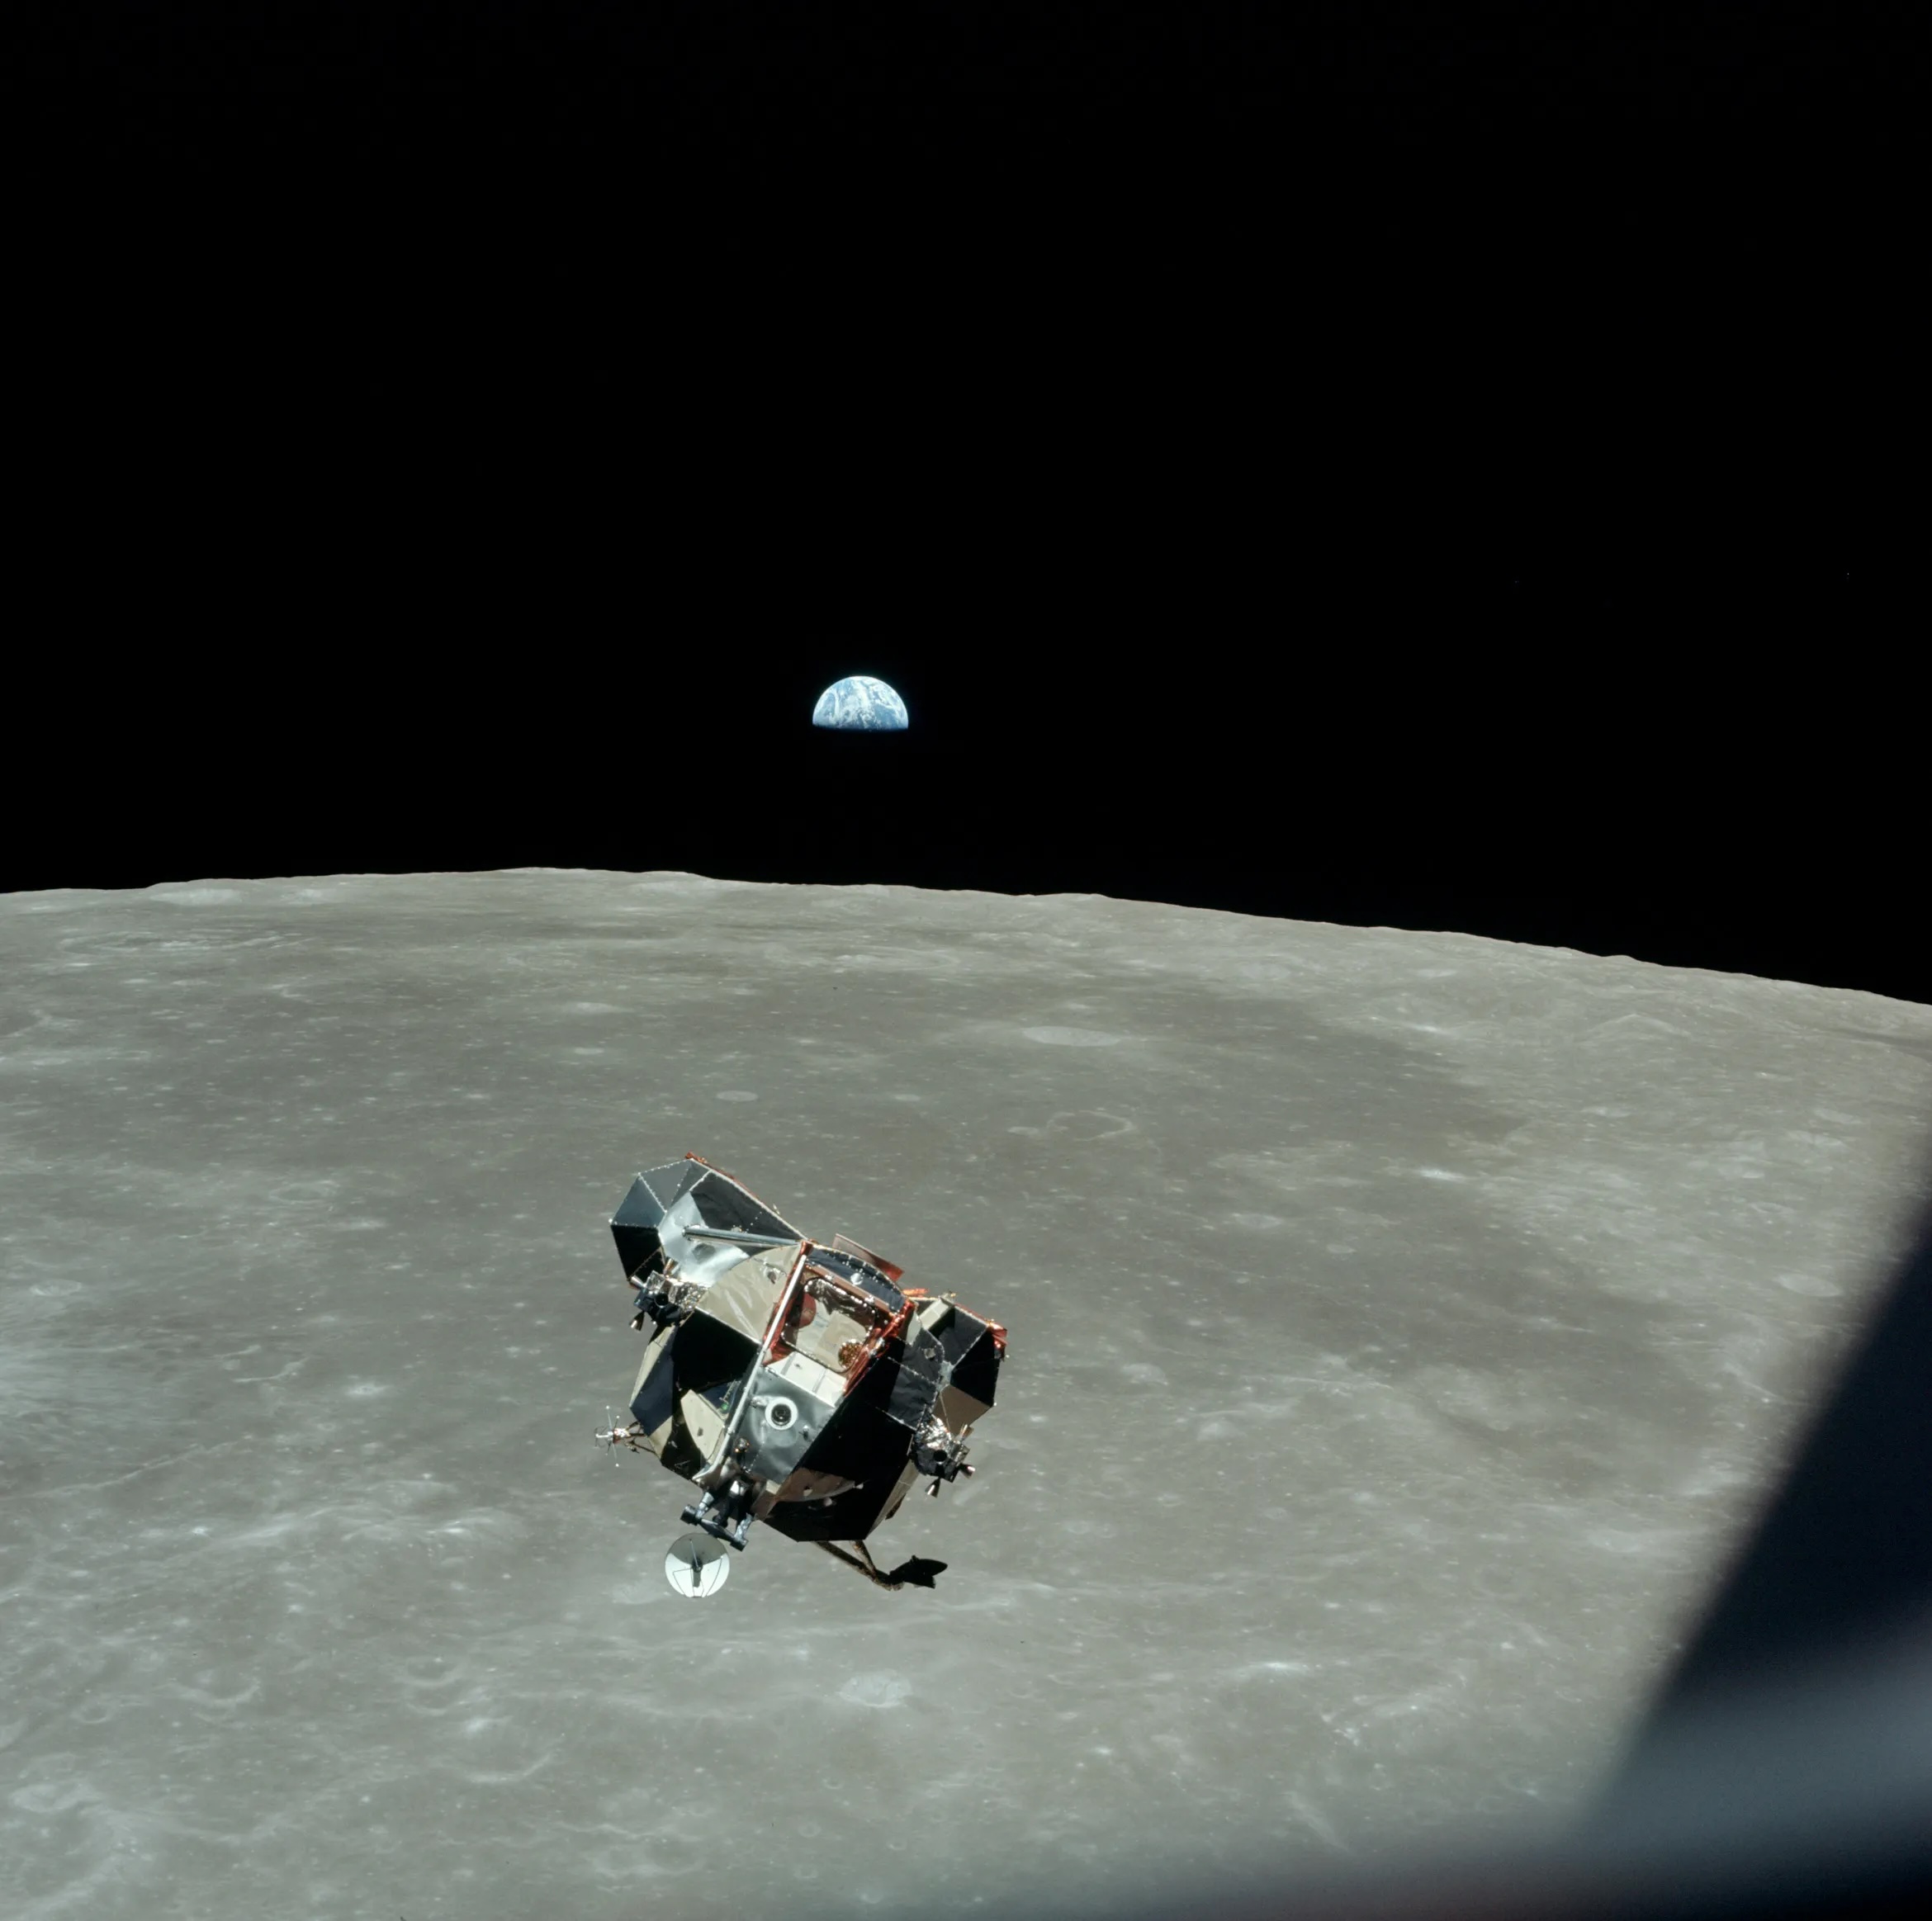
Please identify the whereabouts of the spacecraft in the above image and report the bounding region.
[595,1154,1005,1596]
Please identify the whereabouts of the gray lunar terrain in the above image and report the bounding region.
[4,871,1931,1921]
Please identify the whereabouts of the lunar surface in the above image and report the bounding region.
[4,872,1930,1921]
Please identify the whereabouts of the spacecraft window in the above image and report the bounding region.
[790,1296,872,1373]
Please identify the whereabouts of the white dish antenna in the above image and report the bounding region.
[665,1531,731,1598]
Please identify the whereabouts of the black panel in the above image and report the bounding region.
[658,1412,705,1481]
[762,1471,907,1545]
[674,1311,759,1398]
[884,1324,948,1430]
[796,1384,912,1487]
[629,1331,678,1434]
[935,1308,987,1367]
[656,1159,708,1206]
[690,1167,798,1242]
[613,1171,670,1226]
[610,1172,669,1279]
[611,1223,661,1281]
[947,1327,1002,1408]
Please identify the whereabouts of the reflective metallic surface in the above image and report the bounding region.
[603,1154,1002,1566]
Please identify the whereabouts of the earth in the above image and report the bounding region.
[812,675,910,730]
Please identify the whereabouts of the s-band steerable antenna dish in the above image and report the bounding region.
[665,1531,731,1598]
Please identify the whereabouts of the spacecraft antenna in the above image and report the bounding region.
[665,1531,732,1598]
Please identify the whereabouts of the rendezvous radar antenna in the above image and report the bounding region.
[665,1531,732,1598]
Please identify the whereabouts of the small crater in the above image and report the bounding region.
[1778,1274,1843,1299]
[840,1673,911,1710]
[1022,1026,1123,1048]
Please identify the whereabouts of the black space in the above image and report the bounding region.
[8,4,1920,1005]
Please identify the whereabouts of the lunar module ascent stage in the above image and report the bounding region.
[597,1156,1006,1595]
